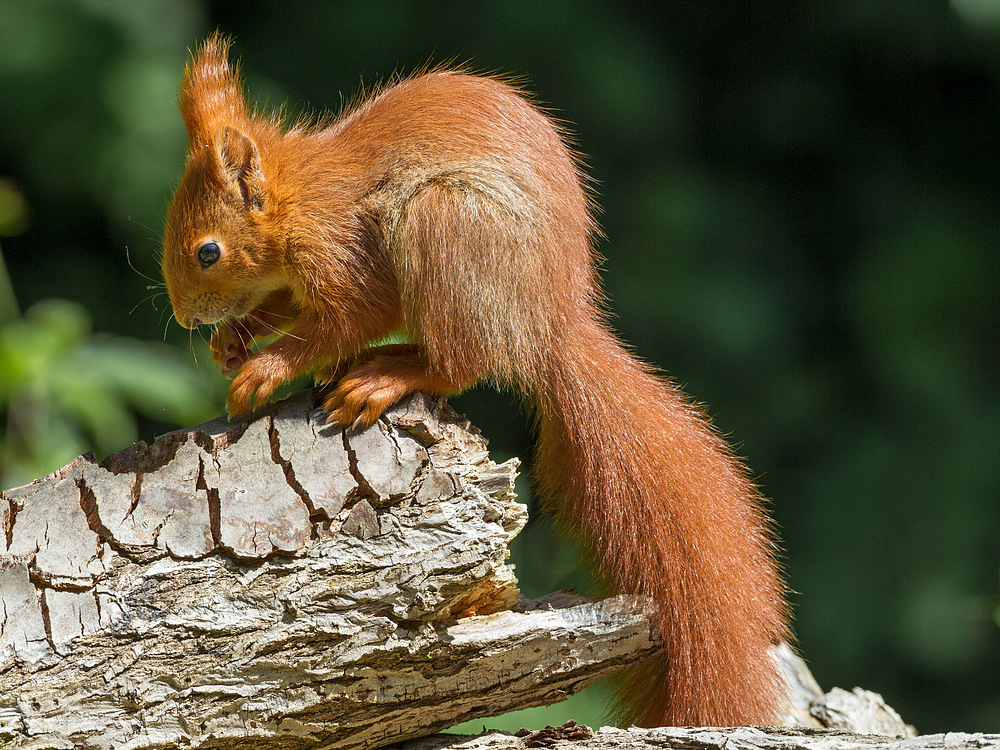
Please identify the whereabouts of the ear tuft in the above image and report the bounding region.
[213,127,265,211]
[179,32,247,147]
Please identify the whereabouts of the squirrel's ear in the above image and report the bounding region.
[213,127,265,211]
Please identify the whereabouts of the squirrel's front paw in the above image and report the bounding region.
[211,321,252,376]
[226,354,290,416]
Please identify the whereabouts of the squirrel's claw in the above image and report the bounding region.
[324,364,413,428]
[225,353,288,416]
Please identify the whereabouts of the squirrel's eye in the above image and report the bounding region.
[197,242,221,269]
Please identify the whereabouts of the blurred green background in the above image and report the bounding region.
[1,0,998,734]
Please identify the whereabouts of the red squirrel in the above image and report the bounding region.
[161,34,790,727]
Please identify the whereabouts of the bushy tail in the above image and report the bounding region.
[532,316,789,726]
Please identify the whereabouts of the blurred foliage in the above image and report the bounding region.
[0,292,219,488]
[0,0,998,734]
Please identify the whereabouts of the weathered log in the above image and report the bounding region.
[0,391,659,749]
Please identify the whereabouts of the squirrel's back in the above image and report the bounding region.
[312,71,603,390]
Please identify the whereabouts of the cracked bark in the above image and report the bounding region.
[393,726,998,750]
[0,390,931,750]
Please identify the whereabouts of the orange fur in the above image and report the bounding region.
[162,33,790,726]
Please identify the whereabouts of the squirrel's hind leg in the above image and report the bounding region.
[324,345,477,427]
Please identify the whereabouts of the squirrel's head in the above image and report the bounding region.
[162,126,285,329]
[162,34,285,330]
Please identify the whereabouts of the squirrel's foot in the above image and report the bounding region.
[211,311,284,376]
[324,359,419,429]
[324,349,466,429]
[211,320,253,376]
[226,351,291,416]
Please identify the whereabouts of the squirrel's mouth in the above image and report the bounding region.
[174,307,216,330]
[172,290,247,330]
[205,289,274,330]
[222,292,255,322]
